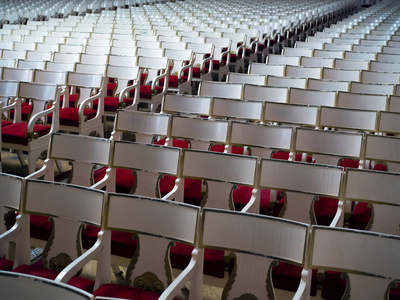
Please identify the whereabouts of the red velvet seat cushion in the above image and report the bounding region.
[153,138,189,149]
[60,94,79,108]
[209,144,245,154]
[139,85,163,100]
[13,261,95,292]
[98,96,134,112]
[107,82,117,96]
[321,271,347,300]
[57,107,97,127]
[271,151,314,163]
[1,123,51,145]
[30,214,52,241]
[272,262,317,296]
[313,196,339,226]
[1,120,13,127]
[348,202,372,230]
[170,242,226,278]
[0,256,13,271]
[158,75,188,88]
[93,167,136,194]
[10,103,32,121]
[230,53,243,63]
[93,283,180,300]
[184,67,209,79]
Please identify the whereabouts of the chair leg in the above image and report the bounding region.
[16,150,27,167]
[27,150,40,174]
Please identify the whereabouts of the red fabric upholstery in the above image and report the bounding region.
[93,167,136,194]
[53,107,97,127]
[153,138,189,149]
[348,202,372,230]
[30,214,52,241]
[0,256,13,271]
[10,103,32,121]
[107,82,117,96]
[60,94,79,108]
[93,283,180,300]
[158,75,188,88]
[1,120,13,127]
[139,85,163,99]
[272,261,317,296]
[390,284,400,300]
[184,67,209,79]
[170,242,226,278]
[271,151,314,162]
[1,123,51,145]
[13,261,95,292]
[321,271,347,300]
[93,96,134,112]
[313,196,339,226]
[209,144,245,154]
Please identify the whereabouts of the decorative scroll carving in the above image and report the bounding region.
[340,272,350,300]
[125,233,140,286]
[229,184,238,211]
[133,271,165,293]
[164,241,175,286]
[222,252,237,300]
[266,260,279,300]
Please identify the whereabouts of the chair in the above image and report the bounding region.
[1,82,60,173]
[199,208,310,299]
[308,226,400,299]
[198,81,243,100]
[9,179,105,293]
[344,168,400,234]
[222,32,246,73]
[161,93,212,117]
[289,87,336,107]
[307,78,350,92]
[320,106,377,132]
[364,134,400,172]
[243,84,289,103]
[337,91,388,111]
[205,37,231,81]
[186,42,214,83]
[162,48,194,94]
[56,72,105,137]
[0,271,94,300]
[136,56,170,112]
[63,193,203,300]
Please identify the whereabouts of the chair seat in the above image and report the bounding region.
[1,122,51,145]
[1,120,13,127]
[54,107,97,127]
[170,242,226,278]
[0,256,13,271]
[313,196,339,226]
[60,94,79,108]
[272,261,318,296]
[230,53,243,63]
[184,67,209,79]
[93,96,134,113]
[140,85,164,100]
[158,75,189,88]
[13,261,95,293]
[93,283,180,300]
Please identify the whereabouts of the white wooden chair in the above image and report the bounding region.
[205,37,231,81]
[0,272,94,300]
[199,208,310,300]
[1,82,60,173]
[308,226,400,299]
[244,84,289,103]
[9,179,105,293]
[163,48,194,94]
[186,42,214,83]
[161,94,212,117]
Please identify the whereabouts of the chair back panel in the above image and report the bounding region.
[182,149,257,186]
[67,72,103,88]
[260,159,343,197]
[34,69,67,85]
[23,179,104,226]
[265,102,319,126]
[106,194,199,245]
[18,82,59,101]
[212,98,263,121]
[365,134,400,163]
[320,107,377,131]
[243,85,288,102]
[162,94,212,116]
[106,65,140,80]
[378,111,400,134]
[201,208,309,265]
[112,141,181,176]
[2,67,34,82]
[49,133,110,165]
[0,80,18,98]
[289,88,336,106]
[337,91,387,111]
[198,81,243,100]
[0,173,23,210]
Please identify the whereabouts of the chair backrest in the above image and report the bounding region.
[266,54,300,66]
[23,179,105,270]
[378,111,400,135]
[285,65,322,79]
[105,64,141,96]
[350,81,394,96]
[45,61,76,72]
[75,63,107,76]
[226,73,267,85]
[314,49,345,59]
[201,208,309,300]
[137,56,169,83]
[301,56,334,68]
[345,168,400,235]
[248,63,285,76]
[105,193,200,293]
[110,141,181,197]
[377,53,400,63]
[0,80,19,104]
[307,78,350,92]
[267,76,307,89]
[33,69,67,85]
[2,67,34,82]
[259,158,343,223]
[113,110,170,144]
[389,95,400,112]
[337,91,388,111]
[211,98,263,122]
[319,106,377,132]
[289,88,336,106]
[182,149,258,210]
[334,58,370,70]
[361,70,400,85]
[322,67,361,81]
[364,134,400,166]
[264,102,319,127]
[370,61,400,73]
[229,121,293,158]
[66,72,103,107]
[198,81,243,100]
[161,94,212,117]
[170,115,229,150]
[309,226,400,299]
[18,82,60,117]
[0,271,94,300]
[53,52,81,64]
[243,84,288,103]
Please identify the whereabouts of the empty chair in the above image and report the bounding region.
[199,208,310,299]
[0,272,94,300]
[308,226,400,299]
[186,42,214,83]
[337,91,388,111]
[1,82,60,173]
[205,37,231,81]
[289,88,336,106]
[198,81,243,100]
[364,134,400,172]
[161,94,212,117]
[243,84,289,103]
[307,78,350,92]
[162,48,194,94]
[378,111,400,135]
[264,102,320,127]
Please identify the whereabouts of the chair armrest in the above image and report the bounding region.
[241,188,260,214]
[118,78,140,111]
[78,90,103,122]
[293,268,311,300]
[55,230,110,284]
[0,214,24,245]
[162,178,184,202]
[159,248,203,300]
[219,46,231,65]
[91,168,112,191]
[27,105,57,139]
[201,55,213,73]
[329,199,345,227]
[25,159,54,181]
[235,43,246,57]
[152,69,169,94]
